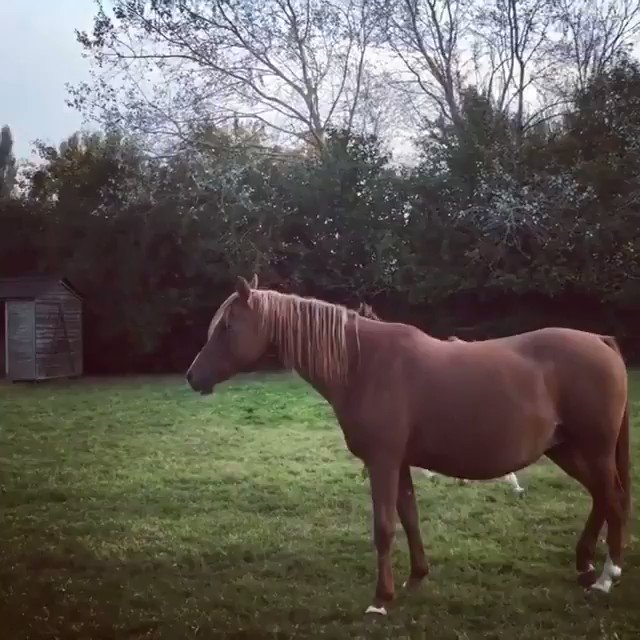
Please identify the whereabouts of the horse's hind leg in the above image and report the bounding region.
[546,444,624,591]
[397,464,429,589]
[365,460,400,615]
[589,458,625,593]
[545,445,605,588]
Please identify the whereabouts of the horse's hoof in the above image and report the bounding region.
[402,579,425,591]
[590,578,613,594]
[587,556,622,594]
[402,569,429,590]
[365,605,387,616]
[514,488,526,498]
[605,557,622,580]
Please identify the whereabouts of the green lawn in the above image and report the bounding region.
[1,372,639,640]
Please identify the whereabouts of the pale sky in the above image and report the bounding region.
[0,0,97,161]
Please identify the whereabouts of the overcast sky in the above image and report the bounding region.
[1,0,97,160]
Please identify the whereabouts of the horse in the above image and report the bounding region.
[356,303,526,495]
[186,275,631,615]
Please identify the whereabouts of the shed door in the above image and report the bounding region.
[6,301,35,381]
[35,302,76,379]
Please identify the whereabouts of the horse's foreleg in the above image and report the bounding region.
[365,460,400,616]
[397,464,429,590]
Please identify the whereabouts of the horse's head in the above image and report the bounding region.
[186,274,269,395]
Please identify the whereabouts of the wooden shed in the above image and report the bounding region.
[0,276,83,381]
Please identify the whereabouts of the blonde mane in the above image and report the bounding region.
[250,290,352,384]
[210,288,353,384]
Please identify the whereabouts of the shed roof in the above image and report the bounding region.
[0,276,82,300]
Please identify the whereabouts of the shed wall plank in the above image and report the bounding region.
[6,301,35,380]
[34,298,83,378]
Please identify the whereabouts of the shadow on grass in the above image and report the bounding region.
[2,527,640,640]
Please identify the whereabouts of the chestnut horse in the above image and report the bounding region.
[356,303,526,495]
[186,276,630,614]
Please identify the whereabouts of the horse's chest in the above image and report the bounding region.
[333,409,406,460]
[334,415,370,459]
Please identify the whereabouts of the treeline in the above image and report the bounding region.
[2,58,640,371]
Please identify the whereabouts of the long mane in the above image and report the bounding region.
[210,288,354,384]
[250,290,352,384]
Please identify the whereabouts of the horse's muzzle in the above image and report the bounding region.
[185,370,214,396]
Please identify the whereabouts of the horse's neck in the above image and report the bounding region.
[275,313,355,406]
[294,368,333,403]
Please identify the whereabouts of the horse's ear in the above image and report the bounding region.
[236,276,251,302]
[250,273,259,289]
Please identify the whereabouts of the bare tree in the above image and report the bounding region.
[376,0,472,136]
[379,0,557,144]
[554,0,640,93]
[74,0,380,155]
[378,0,640,142]
[471,0,559,140]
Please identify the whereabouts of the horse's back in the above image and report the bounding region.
[420,325,627,441]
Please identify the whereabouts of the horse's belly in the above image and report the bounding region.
[407,410,558,480]
[404,353,560,478]
[410,452,541,481]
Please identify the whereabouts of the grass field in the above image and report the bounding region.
[1,372,639,640]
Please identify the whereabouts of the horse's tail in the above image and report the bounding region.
[600,335,632,539]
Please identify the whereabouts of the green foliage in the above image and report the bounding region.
[2,60,640,371]
[270,129,407,297]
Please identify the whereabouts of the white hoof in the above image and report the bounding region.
[365,605,387,616]
[590,556,622,593]
[590,577,613,593]
[609,565,622,579]
[513,487,526,496]
[604,556,622,580]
